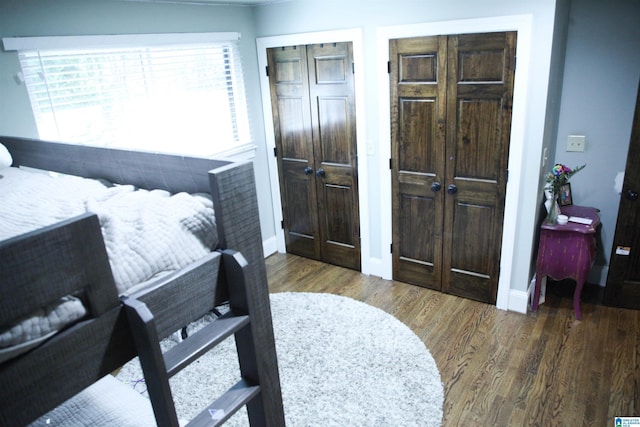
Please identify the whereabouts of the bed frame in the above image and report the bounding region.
[0,136,285,426]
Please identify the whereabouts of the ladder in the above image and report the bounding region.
[123,250,274,427]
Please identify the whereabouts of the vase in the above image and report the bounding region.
[544,190,561,225]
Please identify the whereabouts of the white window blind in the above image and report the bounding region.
[7,34,251,157]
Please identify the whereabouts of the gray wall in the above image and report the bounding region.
[553,0,640,284]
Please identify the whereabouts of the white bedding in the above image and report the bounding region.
[0,296,87,364]
[0,166,217,358]
[87,184,217,295]
[30,374,156,426]
[0,167,110,239]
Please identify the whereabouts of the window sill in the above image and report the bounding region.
[210,143,257,161]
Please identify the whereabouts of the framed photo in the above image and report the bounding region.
[558,183,573,206]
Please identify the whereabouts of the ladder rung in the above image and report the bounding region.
[164,312,250,377]
[186,379,261,427]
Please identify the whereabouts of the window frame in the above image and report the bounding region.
[3,32,254,158]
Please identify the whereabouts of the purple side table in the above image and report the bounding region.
[532,205,600,320]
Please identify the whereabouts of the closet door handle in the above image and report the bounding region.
[304,166,313,175]
[316,168,326,178]
[447,184,458,195]
[431,182,442,192]
[626,189,639,201]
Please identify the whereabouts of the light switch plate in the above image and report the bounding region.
[567,135,586,152]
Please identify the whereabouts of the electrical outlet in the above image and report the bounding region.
[567,135,586,152]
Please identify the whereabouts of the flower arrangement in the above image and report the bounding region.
[544,163,585,224]
[546,163,586,196]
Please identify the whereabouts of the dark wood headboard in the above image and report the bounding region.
[1,136,230,194]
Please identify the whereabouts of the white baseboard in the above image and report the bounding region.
[364,257,384,278]
[520,265,608,315]
[507,288,530,314]
[262,235,278,258]
[265,249,573,315]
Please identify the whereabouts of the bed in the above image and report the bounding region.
[0,136,285,426]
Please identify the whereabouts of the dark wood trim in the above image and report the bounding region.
[1,136,229,194]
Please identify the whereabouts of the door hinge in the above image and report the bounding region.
[506,169,509,182]
[389,158,392,170]
[352,62,355,74]
[274,147,278,157]
[281,220,284,230]
[387,61,391,74]
[390,243,393,253]
[266,66,269,77]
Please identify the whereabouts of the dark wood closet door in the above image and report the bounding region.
[390,35,447,290]
[441,32,516,303]
[268,45,320,260]
[390,32,516,304]
[604,83,640,308]
[268,42,360,270]
[307,43,360,270]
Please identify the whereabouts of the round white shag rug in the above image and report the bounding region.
[117,292,444,426]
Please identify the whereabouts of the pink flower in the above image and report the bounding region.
[552,164,572,177]
[546,163,585,195]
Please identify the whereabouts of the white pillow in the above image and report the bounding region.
[0,143,12,170]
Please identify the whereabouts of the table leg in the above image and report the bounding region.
[573,279,584,320]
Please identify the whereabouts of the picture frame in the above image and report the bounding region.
[558,183,573,206]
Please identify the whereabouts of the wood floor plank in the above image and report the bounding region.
[265,253,640,426]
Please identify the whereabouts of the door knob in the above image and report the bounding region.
[316,168,326,178]
[431,182,442,192]
[447,184,458,194]
[626,189,639,201]
[304,166,313,175]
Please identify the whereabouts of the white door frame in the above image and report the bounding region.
[256,29,371,274]
[257,16,534,311]
[377,15,533,311]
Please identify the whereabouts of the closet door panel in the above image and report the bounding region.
[390,36,447,290]
[394,98,441,288]
[282,167,319,258]
[278,97,311,159]
[396,193,437,285]
[308,42,360,270]
[454,98,502,180]
[447,200,499,303]
[316,97,350,164]
[442,32,516,304]
[319,182,358,266]
[268,45,321,260]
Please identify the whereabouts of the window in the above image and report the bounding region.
[3,33,251,157]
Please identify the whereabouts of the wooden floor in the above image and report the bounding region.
[265,253,640,426]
